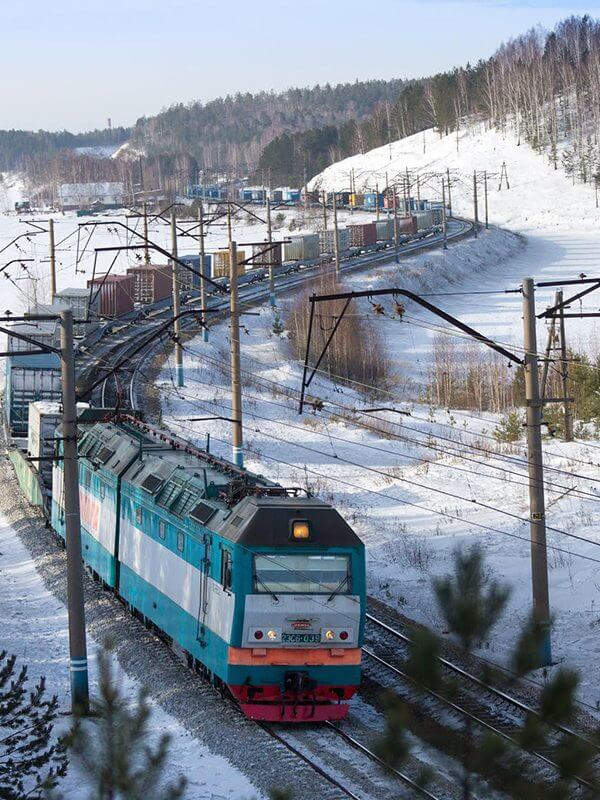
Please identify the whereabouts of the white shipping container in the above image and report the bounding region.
[414,210,434,230]
[27,401,61,481]
[284,234,320,262]
[318,228,349,253]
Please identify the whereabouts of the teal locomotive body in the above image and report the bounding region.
[52,418,366,721]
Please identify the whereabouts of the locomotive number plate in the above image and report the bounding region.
[282,633,321,644]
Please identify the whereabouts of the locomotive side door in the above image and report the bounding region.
[196,533,211,647]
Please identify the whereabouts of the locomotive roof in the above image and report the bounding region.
[216,495,363,549]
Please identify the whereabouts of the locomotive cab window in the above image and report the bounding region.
[135,505,142,525]
[221,549,232,591]
[254,554,350,594]
[177,531,185,552]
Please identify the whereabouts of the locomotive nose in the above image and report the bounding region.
[284,670,316,694]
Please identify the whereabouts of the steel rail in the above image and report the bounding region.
[257,722,364,800]
[365,612,598,751]
[325,721,443,800]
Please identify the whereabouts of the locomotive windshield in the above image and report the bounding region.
[253,554,350,594]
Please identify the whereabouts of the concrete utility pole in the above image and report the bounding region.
[49,218,57,300]
[303,167,308,214]
[557,289,574,441]
[228,215,244,468]
[441,178,448,250]
[266,196,275,307]
[375,182,380,220]
[392,189,400,264]
[143,202,150,264]
[446,167,452,218]
[332,191,340,275]
[416,175,421,204]
[59,308,89,713]
[170,209,184,387]
[322,191,328,230]
[522,277,552,666]
[484,170,489,230]
[198,202,208,342]
[473,171,479,239]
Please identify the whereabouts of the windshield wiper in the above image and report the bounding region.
[254,574,279,602]
[327,574,349,602]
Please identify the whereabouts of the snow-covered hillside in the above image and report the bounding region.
[310,123,600,233]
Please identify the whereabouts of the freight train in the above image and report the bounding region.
[51,416,366,722]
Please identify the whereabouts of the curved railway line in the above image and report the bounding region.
[69,215,600,798]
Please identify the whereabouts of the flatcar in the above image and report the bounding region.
[51,417,365,722]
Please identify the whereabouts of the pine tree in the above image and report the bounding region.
[0,651,67,799]
[62,645,186,800]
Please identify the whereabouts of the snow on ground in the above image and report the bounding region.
[157,123,600,710]
[0,514,261,799]
[311,123,600,355]
[0,203,372,313]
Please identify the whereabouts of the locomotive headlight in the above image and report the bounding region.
[291,520,310,540]
[267,629,278,641]
[325,629,335,641]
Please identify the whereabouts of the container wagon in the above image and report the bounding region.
[87,275,135,318]
[375,219,394,241]
[283,234,320,262]
[53,288,100,337]
[319,228,349,253]
[251,242,282,269]
[127,264,172,304]
[4,352,61,437]
[212,249,247,279]
[347,222,377,248]
[51,418,366,722]
[364,193,384,209]
[174,255,213,291]
[414,210,434,231]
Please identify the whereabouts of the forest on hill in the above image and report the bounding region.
[259,15,600,186]
[3,15,599,195]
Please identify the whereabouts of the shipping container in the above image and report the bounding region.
[349,193,364,207]
[364,192,384,209]
[251,242,282,269]
[175,254,213,289]
[375,219,394,240]
[397,215,418,235]
[414,210,434,230]
[126,264,172,304]
[211,249,247,279]
[282,188,301,203]
[51,288,100,338]
[4,353,61,436]
[5,320,59,354]
[347,222,377,248]
[283,234,320,262]
[430,207,444,225]
[87,275,135,318]
[27,400,61,485]
[319,228,349,253]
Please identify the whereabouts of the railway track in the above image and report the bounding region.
[363,599,600,793]
[75,217,473,406]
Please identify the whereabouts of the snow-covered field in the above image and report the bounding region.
[0,511,262,799]
[157,123,600,711]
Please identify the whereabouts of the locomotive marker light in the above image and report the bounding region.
[291,519,310,540]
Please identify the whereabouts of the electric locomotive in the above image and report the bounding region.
[51,417,365,721]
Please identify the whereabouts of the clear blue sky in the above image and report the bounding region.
[2,0,599,132]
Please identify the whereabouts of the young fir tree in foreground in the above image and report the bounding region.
[60,645,186,800]
[0,651,67,799]
[375,545,600,800]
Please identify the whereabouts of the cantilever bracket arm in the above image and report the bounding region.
[80,220,228,294]
[537,280,600,319]
[298,287,523,414]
